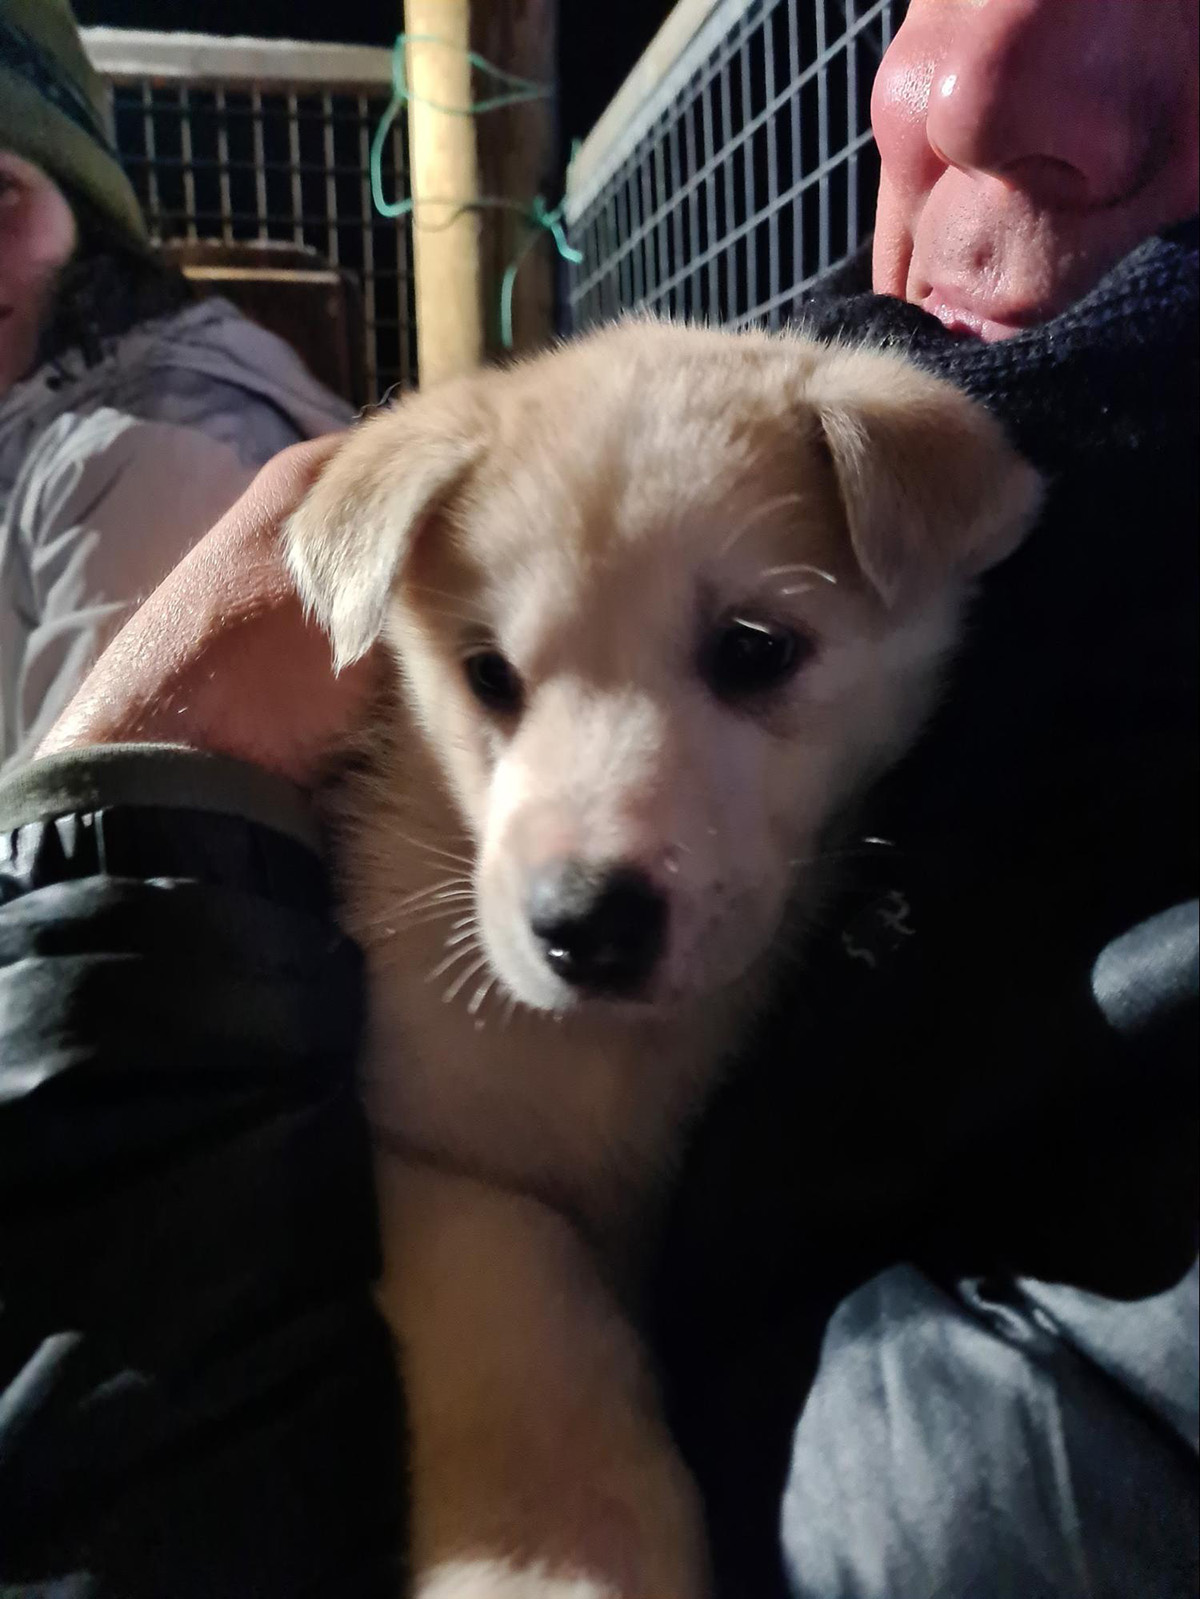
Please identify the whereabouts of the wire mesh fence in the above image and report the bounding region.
[82,30,417,399]
[565,0,901,333]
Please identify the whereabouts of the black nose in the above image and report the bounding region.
[525,861,667,994]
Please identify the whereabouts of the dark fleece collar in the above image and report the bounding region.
[799,218,1199,472]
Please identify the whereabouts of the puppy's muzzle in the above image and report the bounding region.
[525,861,667,996]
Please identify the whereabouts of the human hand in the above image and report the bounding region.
[37,434,381,788]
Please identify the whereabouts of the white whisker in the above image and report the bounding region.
[443,954,491,1004]
[351,860,474,936]
[758,561,838,586]
[717,492,813,560]
[367,893,475,932]
[467,973,499,1017]
[374,901,476,939]
[402,584,490,625]
[427,940,481,982]
[383,827,476,870]
[387,875,472,913]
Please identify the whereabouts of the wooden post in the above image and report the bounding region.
[473,0,557,359]
[404,0,484,384]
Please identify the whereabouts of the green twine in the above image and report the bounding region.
[369,33,582,352]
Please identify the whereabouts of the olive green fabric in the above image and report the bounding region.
[0,0,146,247]
[0,743,320,852]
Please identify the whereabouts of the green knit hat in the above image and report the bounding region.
[0,0,147,249]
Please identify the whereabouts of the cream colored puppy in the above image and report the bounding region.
[285,323,1042,1599]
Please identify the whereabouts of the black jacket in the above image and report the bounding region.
[0,750,405,1599]
[654,220,1200,1591]
[1,224,1196,1598]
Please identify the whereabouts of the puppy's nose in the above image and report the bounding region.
[525,861,667,994]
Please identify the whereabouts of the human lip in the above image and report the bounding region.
[922,288,1042,343]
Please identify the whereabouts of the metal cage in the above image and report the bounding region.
[564,0,901,333]
[82,29,417,399]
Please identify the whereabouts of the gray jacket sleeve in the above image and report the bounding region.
[1,410,261,773]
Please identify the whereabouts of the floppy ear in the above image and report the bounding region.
[805,346,1044,609]
[284,392,484,669]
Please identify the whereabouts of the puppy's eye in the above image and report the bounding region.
[464,649,523,713]
[704,616,810,699]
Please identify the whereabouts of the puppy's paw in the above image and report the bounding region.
[417,1560,615,1599]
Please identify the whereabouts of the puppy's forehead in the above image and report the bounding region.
[461,337,828,564]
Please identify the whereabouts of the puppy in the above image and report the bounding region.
[285,323,1042,1599]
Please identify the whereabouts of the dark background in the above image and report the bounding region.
[72,0,677,151]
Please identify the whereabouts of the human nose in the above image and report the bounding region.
[924,0,1165,211]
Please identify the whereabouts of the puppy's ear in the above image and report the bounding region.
[806,347,1043,608]
[285,393,484,669]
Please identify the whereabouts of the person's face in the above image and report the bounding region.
[0,151,77,393]
[871,0,1200,339]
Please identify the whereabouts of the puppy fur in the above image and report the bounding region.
[285,322,1042,1599]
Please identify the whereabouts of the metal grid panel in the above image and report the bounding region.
[566,0,901,333]
[83,33,416,399]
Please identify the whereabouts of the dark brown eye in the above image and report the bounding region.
[704,616,810,699]
[464,649,523,713]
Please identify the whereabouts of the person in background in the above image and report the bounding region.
[0,1,1195,1596]
[0,0,350,772]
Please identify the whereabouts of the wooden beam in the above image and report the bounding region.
[82,29,393,89]
[404,1,484,384]
[473,0,558,359]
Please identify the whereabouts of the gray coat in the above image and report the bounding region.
[0,296,352,771]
